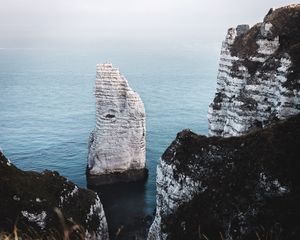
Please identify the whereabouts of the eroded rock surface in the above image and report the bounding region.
[0,151,108,240]
[208,4,300,137]
[87,63,147,186]
[149,5,300,240]
[148,114,300,240]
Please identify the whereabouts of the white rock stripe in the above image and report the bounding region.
[88,63,146,176]
[208,24,300,137]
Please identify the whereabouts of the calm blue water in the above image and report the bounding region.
[0,47,217,230]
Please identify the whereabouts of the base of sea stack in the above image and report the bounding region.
[86,168,149,187]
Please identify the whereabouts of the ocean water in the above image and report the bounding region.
[0,47,217,235]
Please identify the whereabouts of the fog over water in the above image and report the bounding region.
[0,0,295,51]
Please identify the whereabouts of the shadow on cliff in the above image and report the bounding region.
[161,114,300,240]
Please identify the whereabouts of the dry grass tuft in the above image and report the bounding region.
[0,208,86,240]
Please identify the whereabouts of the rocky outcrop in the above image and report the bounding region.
[148,4,300,240]
[148,114,300,240]
[208,4,300,137]
[87,63,147,186]
[0,151,109,239]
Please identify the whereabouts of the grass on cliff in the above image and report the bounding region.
[0,208,86,240]
[197,227,274,240]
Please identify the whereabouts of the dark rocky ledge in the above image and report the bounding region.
[161,114,300,239]
[230,4,300,90]
[87,168,148,187]
[0,151,108,239]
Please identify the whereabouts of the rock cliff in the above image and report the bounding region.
[87,63,147,186]
[0,151,108,239]
[148,114,300,239]
[208,4,300,137]
[148,4,300,240]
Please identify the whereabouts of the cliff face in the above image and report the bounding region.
[87,63,147,185]
[149,115,300,239]
[0,151,108,239]
[208,5,300,137]
[148,4,300,240]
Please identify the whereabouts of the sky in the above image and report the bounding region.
[0,0,297,51]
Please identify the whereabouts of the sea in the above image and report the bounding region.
[0,46,218,237]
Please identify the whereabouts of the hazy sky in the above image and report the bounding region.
[0,0,297,50]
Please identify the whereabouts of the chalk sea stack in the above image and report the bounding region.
[148,4,300,240]
[87,63,147,186]
[0,151,109,239]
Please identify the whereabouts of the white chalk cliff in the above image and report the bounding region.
[87,63,147,185]
[148,158,201,240]
[148,4,300,240]
[208,5,300,137]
